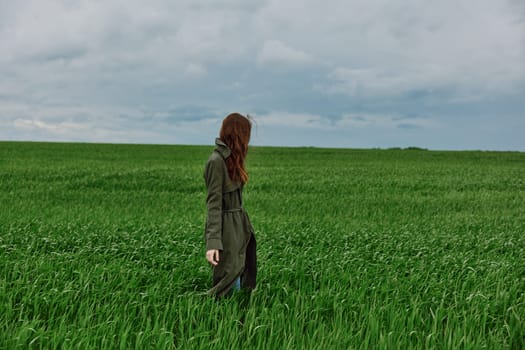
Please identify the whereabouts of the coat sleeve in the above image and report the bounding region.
[204,156,224,251]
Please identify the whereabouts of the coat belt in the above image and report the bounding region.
[222,208,243,213]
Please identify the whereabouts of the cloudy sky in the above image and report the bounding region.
[1,0,524,150]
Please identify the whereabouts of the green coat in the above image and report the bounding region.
[204,138,257,297]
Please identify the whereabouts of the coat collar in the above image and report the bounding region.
[215,138,231,159]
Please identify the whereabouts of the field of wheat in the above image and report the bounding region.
[1,141,524,349]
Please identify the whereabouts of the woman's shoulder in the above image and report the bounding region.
[205,150,226,172]
[207,150,225,164]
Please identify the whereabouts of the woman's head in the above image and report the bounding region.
[220,113,252,184]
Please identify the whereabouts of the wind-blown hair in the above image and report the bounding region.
[220,113,252,185]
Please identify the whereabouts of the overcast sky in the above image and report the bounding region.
[1,0,524,150]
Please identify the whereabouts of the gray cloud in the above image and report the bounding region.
[0,0,524,150]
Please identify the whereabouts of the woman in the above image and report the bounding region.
[204,113,257,298]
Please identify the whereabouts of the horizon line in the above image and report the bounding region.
[1,139,524,154]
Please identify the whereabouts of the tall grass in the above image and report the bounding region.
[1,142,524,349]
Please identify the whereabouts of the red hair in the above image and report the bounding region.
[220,113,252,185]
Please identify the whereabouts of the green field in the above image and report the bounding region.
[1,141,524,349]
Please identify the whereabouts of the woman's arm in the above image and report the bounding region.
[204,156,224,257]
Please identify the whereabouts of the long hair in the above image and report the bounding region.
[220,113,252,185]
